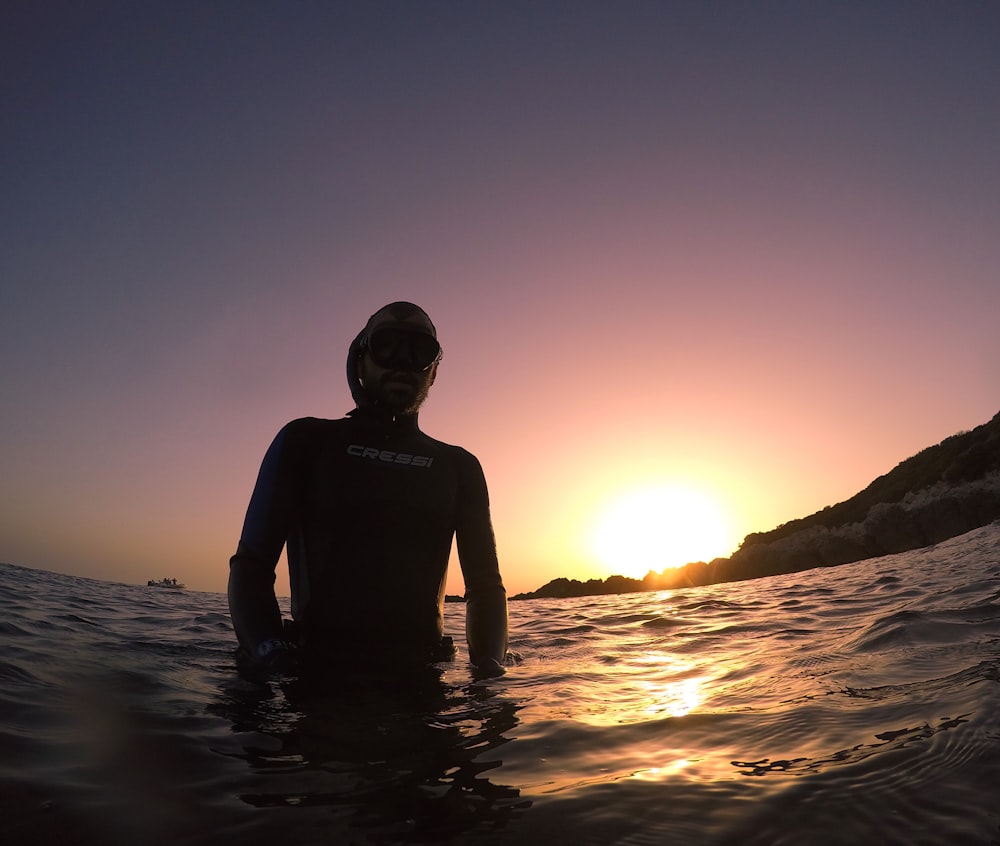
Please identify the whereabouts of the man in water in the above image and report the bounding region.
[227,302,509,678]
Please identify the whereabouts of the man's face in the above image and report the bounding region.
[357,312,438,414]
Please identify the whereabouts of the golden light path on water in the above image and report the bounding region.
[574,653,711,727]
[503,646,725,792]
[491,590,759,792]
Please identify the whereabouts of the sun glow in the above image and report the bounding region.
[590,484,736,579]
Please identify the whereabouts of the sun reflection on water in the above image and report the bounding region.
[646,676,704,719]
[571,650,713,727]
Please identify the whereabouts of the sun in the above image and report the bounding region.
[590,484,735,579]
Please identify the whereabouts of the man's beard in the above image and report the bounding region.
[372,371,432,415]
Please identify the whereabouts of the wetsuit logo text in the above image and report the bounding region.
[347,444,434,468]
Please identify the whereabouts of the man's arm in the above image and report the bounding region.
[456,451,509,674]
[227,424,298,667]
[466,582,508,668]
[228,543,285,654]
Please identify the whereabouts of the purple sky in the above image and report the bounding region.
[2,2,998,596]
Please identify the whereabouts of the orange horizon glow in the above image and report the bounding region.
[3,5,998,600]
[588,483,739,580]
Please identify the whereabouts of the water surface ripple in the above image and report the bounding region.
[2,523,1000,844]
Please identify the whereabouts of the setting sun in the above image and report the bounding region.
[590,484,736,579]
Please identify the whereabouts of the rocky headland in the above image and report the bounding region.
[514,409,1000,601]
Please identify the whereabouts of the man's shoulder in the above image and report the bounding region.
[284,415,349,430]
[279,416,351,443]
[417,430,475,457]
[417,431,484,470]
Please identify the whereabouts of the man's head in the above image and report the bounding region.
[348,302,442,415]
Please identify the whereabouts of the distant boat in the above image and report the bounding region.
[147,578,186,589]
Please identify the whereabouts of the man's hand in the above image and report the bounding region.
[471,656,506,679]
[236,638,298,675]
[256,638,298,672]
[471,650,521,680]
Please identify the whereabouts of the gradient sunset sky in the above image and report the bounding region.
[3,2,998,597]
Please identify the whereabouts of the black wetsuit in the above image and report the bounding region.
[228,408,506,666]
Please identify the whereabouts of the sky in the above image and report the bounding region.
[2,1,998,598]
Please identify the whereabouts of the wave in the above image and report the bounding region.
[2,525,1000,843]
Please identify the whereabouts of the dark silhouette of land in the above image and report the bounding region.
[512,409,1000,601]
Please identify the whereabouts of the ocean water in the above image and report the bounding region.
[3,524,1000,845]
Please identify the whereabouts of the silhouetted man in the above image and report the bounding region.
[228,302,509,678]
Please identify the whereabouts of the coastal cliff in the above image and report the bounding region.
[515,409,1000,600]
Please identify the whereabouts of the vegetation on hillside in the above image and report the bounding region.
[741,410,1000,547]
